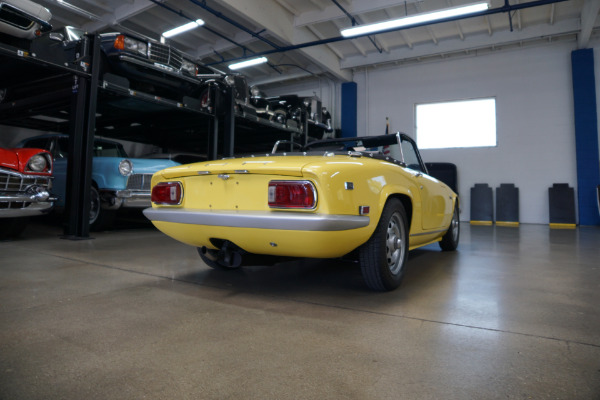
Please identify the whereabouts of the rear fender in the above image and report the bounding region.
[378,185,419,233]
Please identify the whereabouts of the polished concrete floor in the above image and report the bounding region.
[1,218,599,400]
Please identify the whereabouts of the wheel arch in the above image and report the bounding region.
[382,193,413,231]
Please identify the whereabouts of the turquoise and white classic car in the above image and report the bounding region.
[19,134,179,230]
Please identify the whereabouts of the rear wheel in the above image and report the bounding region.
[89,186,115,231]
[359,198,409,291]
[439,203,460,251]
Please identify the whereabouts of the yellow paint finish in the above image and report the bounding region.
[151,221,373,258]
[158,157,308,180]
[470,220,493,226]
[181,174,275,211]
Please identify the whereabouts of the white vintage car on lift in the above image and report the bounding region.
[0,0,52,40]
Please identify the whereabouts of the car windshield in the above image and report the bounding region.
[54,137,128,158]
[93,141,128,157]
[303,134,400,153]
[300,133,426,173]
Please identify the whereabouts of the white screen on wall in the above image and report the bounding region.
[416,98,497,149]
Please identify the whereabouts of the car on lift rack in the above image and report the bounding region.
[97,31,224,101]
[18,134,180,231]
[0,146,55,239]
[198,71,264,117]
[143,132,460,291]
[252,92,333,139]
[26,26,223,102]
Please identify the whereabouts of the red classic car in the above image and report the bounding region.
[0,147,55,239]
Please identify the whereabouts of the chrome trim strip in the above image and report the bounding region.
[0,193,55,202]
[115,190,150,199]
[117,55,199,84]
[0,166,49,179]
[143,208,370,231]
[410,228,447,237]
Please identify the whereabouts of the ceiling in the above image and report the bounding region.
[32,0,600,88]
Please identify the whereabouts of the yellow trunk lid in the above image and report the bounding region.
[158,156,311,179]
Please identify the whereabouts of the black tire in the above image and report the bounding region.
[89,186,115,231]
[271,109,287,124]
[359,198,409,291]
[0,217,29,240]
[197,247,241,270]
[439,203,460,251]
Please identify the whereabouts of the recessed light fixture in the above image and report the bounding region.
[162,19,205,38]
[228,57,268,70]
[340,2,489,37]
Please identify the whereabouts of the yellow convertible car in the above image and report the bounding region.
[143,133,459,291]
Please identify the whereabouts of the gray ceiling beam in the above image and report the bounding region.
[81,0,157,33]
[210,0,352,81]
[578,0,600,48]
[294,0,421,27]
[340,18,582,69]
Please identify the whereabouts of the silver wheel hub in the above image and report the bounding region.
[386,212,405,275]
[451,209,459,239]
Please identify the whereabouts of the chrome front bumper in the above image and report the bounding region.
[116,190,150,208]
[0,188,56,217]
[143,208,370,231]
[102,189,151,209]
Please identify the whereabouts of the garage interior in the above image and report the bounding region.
[1,0,600,399]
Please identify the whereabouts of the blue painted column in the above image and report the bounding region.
[571,48,600,226]
[341,82,357,138]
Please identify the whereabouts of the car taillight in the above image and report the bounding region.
[151,182,183,205]
[268,180,316,209]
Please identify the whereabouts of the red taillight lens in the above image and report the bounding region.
[268,181,316,209]
[151,182,183,205]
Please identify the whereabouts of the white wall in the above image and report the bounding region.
[353,39,597,224]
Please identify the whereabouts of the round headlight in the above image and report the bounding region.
[119,159,133,176]
[181,59,197,75]
[224,75,236,86]
[27,154,47,172]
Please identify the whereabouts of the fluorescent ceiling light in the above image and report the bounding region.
[228,57,268,70]
[162,19,205,38]
[341,2,489,37]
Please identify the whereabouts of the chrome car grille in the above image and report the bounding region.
[0,172,48,192]
[126,174,152,191]
[148,43,183,70]
[0,170,51,210]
